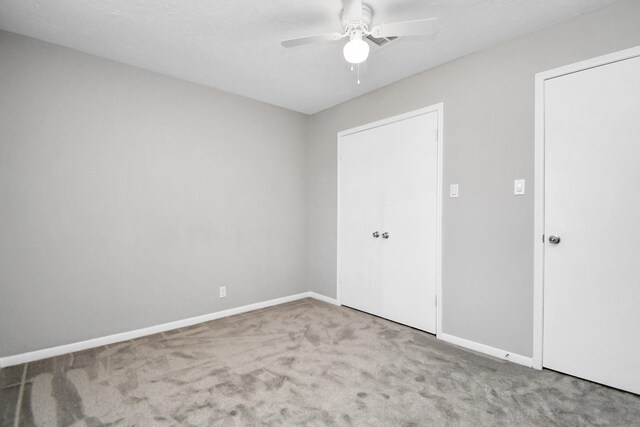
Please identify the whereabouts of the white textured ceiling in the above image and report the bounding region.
[0,0,617,114]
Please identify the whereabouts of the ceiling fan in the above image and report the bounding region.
[281,0,437,66]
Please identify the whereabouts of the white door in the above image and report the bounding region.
[339,125,384,319]
[543,55,640,394]
[339,109,440,333]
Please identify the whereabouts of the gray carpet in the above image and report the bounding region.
[1,298,639,426]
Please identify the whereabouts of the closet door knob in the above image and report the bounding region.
[372,231,380,238]
[382,232,390,239]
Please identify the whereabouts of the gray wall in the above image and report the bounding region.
[307,0,640,358]
[0,31,308,357]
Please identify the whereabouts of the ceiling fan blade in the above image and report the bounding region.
[372,18,438,38]
[342,0,362,22]
[281,33,345,48]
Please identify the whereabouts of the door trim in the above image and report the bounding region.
[336,103,444,336]
[533,46,640,370]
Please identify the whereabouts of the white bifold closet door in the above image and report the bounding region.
[543,54,640,394]
[339,110,439,333]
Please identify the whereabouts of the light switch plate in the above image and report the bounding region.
[450,184,459,198]
[514,179,525,195]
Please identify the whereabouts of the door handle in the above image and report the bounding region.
[372,231,380,238]
[548,235,561,244]
[381,232,390,239]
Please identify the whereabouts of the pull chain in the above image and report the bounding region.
[350,64,362,85]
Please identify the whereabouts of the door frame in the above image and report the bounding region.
[533,46,640,370]
[336,103,444,336]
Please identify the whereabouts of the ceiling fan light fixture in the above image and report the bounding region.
[343,32,369,64]
[281,1,438,75]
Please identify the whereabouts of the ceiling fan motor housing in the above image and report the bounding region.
[341,3,373,33]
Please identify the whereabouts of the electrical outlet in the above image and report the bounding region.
[219,286,226,298]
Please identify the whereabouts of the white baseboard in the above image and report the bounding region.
[0,291,332,368]
[438,332,533,368]
[307,292,339,306]
[3,292,533,371]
